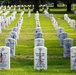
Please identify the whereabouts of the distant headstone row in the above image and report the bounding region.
[0,11,17,33]
[34,11,47,70]
[0,4,50,13]
[64,14,76,30]
[0,11,24,70]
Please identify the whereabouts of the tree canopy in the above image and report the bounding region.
[0,0,76,12]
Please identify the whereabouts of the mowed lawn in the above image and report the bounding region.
[0,7,76,75]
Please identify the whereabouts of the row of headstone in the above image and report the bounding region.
[0,5,49,10]
[10,5,32,8]
[48,14,76,70]
[6,11,24,57]
[64,14,76,30]
[0,5,33,8]
[34,11,47,70]
[0,11,24,70]
[49,14,73,55]
[44,9,49,17]
[0,11,17,34]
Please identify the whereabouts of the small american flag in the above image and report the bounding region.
[39,57,42,64]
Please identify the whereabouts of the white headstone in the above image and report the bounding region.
[1,21,5,30]
[69,20,75,28]
[35,38,44,47]
[64,14,68,20]
[34,46,47,70]
[35,32,43,39]
[56,27,64,39]
[35,12,39,21]
[35,27,42,33]
[0,46,10,70]
[12,27,19,39]
[28,10,31,17]
[63,38,73,58]
[36,20,40,27]
[5,38,15,57]
[59,32,68,47]
[70,46,76,70]
[50,14,54,20]
[9,31,17,45]
[4,19,8,26]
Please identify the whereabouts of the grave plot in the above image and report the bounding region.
[63,38,73,58]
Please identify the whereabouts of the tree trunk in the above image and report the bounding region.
[54,0,57,8]
[33,0,39,13]
[66,3,72,12]
[41,0,43,5]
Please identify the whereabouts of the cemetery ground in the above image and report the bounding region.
[0,7,76,75]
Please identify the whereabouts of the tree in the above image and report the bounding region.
[33,0,39,12]
[53,0,58,8]
[41,0,43,5]
[62,0,74,12]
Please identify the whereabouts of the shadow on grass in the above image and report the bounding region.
[50,11,73,14]
[10,55,76,73]
[49,7,66,9]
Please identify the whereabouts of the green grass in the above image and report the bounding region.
[0,7,76,75]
